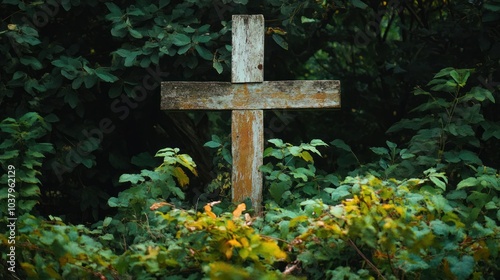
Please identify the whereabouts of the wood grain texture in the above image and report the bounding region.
[161,80,341,110]
[160,14,342,214]
[231,15,264,83]
[231,110,263,213]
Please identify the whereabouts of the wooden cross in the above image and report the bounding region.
[161,15,340,213]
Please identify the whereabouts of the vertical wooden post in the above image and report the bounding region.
[231,15,264,212]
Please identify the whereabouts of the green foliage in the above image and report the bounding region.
[261,139,339,207]
[2,143,500,279]
[0,112,54,216]
[204,134,232,197]
[332,68,498,182]
[1,0,500,279]
[260,175,500,279]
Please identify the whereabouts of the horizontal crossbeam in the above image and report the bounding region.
[161,80,340,110]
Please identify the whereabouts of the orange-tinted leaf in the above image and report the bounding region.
[232,203,246,219]
[204,203,217,219]
[149,201,170,211]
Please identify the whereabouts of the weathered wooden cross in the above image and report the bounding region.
[161,15,340,213]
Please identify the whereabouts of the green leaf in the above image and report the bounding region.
[447,255,474,280]
[310,139,328,146]
[213,60,223,74]
[64,89,79,108]
[325,185,351,202]
[433,67,455,78]
[196,35,212,43]
[370,147,388,156]
[105,2,122,16]
[102,217,112,227]
[457,177,478,189]
[119,173,145,184]
[330,139,352,152]
[159,0,170,9]
[195,45,212,60]
[204,141,221,148]
[172,33,191,46]
[95,68,119,82]
[351,0,368,9]
[20,56,42,70]
[129,28,143,39]
[301,16,317,23]
[221,148,232,165]
[288,146,301,156]
[268,138,285,148]
[177,44,191,55]
[0,150,19,160]
[270,181,289,203]
[271,34,288,50]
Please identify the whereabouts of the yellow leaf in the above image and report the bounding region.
[258,240,287,260]
[240,237,249,248]
[176,154,198,176]
[232,203,246,219]
[44,265,62,279]
[300,151,314,162]
[290,215,308,227]
[226,220,235,231]
[146,246,160,259]
[220,241,233,259]
[209,262,250,279]
[173,167,189,187]
[227,239,242,248]
[266,27,287,35]
[204,204,217,219]
[20,262,38,278]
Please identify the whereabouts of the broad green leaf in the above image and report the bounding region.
[118,173,144,184]
[172,33,191,46]
[105,2,122,16]
[269,182,289,203]
[204,141,220,148]
[102,217,112,227]
[447,255,474,280]
[271,34,288,50]
[433,67,455,78]
[310,139,328,146]
[288,146,301,156]
[177,44,191,55]
[213,60,223,74]
[370,147,388,156]
[95,67,118,83]
[20,56,42,70]
[268,138,285,148]
[301,16,317,23]
[195,45,212,60]
[159,0,170,9]
[457,177,478,189]
[330,139,352,152]
[0,150,19,160]
[128,28,143,39]
[351,0,368,9]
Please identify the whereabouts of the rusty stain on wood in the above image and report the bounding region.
[161,80,341,110]
[232,110,263,213]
